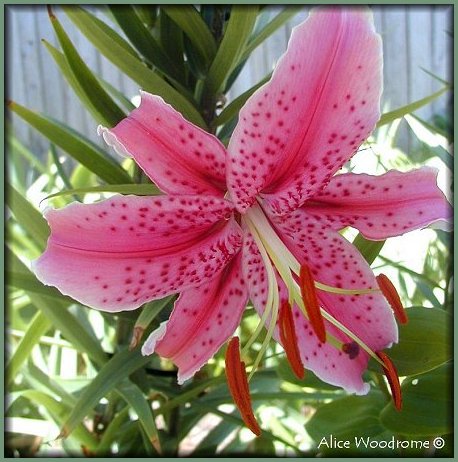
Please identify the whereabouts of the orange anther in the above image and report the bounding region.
[377,351,402,411]
[300,264,326,343]
[279,301,305,379]
[376,274,408,324]
[225,337,262,436]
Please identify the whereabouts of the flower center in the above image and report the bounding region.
[242,202,385,371]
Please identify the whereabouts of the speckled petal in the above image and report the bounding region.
[144,252,248,384]
[302,167,452,239]
[33,194,242,311]
[99,92,227,196]
[227,7,382,214]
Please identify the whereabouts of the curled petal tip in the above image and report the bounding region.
[377,351,402,411]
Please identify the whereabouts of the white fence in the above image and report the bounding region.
[7,5,452,156]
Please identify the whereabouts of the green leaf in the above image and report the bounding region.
[6,311,52,386]
[8,251,109,367]
[109,5,182,83]
[61,348,151,438]
[95,406,130,455]
[116,381,161,453]
[306,392,387,443]
[8,101,131,184]
[158,9,185,79]
[7,133,47,175]
[377,86,449,127]
[370,307,451,376]
[7,183,49,248]
[43,183,161,202]
[24,362,77,408]
[162,6,216,65]
[352,233,385,265]
[19,390,99,449]
[240,7,301,62]
[380,364,452,436]
[64,6,206,128]
[49,9,126,127]
[203,6,259,97]
[134,296,174,330]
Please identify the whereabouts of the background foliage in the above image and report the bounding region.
[6,5,452,457]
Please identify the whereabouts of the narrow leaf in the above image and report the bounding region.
[7,183,49,248]
[64,6,206,128]
[109,5,182,83]
[49,9,126,127]
[377,86,449,127]
[163,6,216,65]
[8,101,132,184]
[203,6,259,97]
[60,348,151,438]
[6,311,52,386]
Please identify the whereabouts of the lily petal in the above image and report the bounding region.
[99,91,227,196]
[33,195,242,311]
[302,167,452,239]
[143,252,248,384]
[242,230,374,394]
[228,7,382,214]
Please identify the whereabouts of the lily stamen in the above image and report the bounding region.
[225,337,262,436]
[376,274,408,324]
[279,301,305,379]
[300,264,326,343]
[376,351,402,411]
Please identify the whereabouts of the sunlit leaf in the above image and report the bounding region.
[380,364,452,436]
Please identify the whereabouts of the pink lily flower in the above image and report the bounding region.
[34,7,450,433]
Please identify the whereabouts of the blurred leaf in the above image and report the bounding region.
[163,6,216,66]
[8,102,131,184]
[23,362,77,407]
[7,183,49,248]
[377,86,449,127]
[19,390,99,449]
[6,311,51,386]
[203,6,259,97]
[306,392,387,442]
[7,133,47,175]
[158,11,185,79]
[9,251,108,367]
[380,364,452,436]
[95,406,129,455]
[61,348,151,438]
[369,307,451,376]
[116,381,161,453]
[64,6,206,128]
[49,9,126,127]
[44,183,161,202]
[109,6,182,83]
[352,233,385,265]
